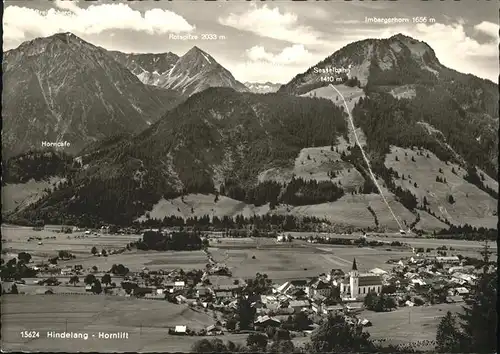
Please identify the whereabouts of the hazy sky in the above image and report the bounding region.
[4,0,499,83]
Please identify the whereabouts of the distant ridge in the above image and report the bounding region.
[110,46,248,96]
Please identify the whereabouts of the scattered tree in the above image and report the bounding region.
[69,275,79,286]
[17,252,32,264]
[246,333,268,351]
[91,280,102,294]
[84,274,96,285]
[236,297,256,330]
[102,274,112,287]
[305,313,374,352]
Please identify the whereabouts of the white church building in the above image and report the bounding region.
[337,258,383,299]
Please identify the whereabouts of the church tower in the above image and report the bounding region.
[349,258,359,299]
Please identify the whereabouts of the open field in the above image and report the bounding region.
[287,231,497,253]
[1,224,208,272]
[3,224,493,276]
[364,303,463,348]
[415,210,449,231]
[258,144,365,192]
[210,236,495,282]
[137,194,270,222]
[1,294,247,352]
[2,177,65,214]
[476,167,498,192]
[385,146,498,228]
[273,193,418,231]
[1,224,139,259]
[4,274,127,294]
[210,238,415,281]
[60,250,208,273]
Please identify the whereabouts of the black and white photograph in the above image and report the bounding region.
[1,0,498,352]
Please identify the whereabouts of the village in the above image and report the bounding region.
[2,225,487,346]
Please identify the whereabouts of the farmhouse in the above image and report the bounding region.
[452,272,476,285]
[307,279,331,298]
[411,278,426,286]
[288,300,310,312]
[435,256,460,264]
[276,234,291,242]
[369,268,388,275]
[326,269,345,282]
[289,287,307,299]
[338,259,382,299]
[448,265,475,274]
[144,293,164,300]
[134,287,154,296]
[276,279,308,295]
[195,286,210,298]
[174,281,185,290]
[453,287,469,296]
[174,326,187,335]
[206,325,223,335]
[175,295,188,304]
[212,289,233,301]
[60,267,73,275]
[255,315,281,328]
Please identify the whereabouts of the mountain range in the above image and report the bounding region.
[108,50,180,87]
[245,82,281,94]
[109,46,248,96]
[2,32,184,158]
[2,33,498,232]
[2,33,249,158]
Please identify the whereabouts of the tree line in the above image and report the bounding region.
[136,214,330,232]
[131,231,205,251]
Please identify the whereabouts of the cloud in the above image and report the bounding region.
[3,2,195,41]
[333,20,364,25]
[344,21,498,81]
[231,60,309,83]
[54,0,80,13]
[474,21,500,39]
[413,22,498,57]
[218,4,326,45]
[233,19,498,83]
[246,44,314,65]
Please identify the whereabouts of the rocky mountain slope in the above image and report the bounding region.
[111,46,248,97]
[2,32,184,158]
[244,82,281,94]
[279,33,499,179]
[108,51,179,86]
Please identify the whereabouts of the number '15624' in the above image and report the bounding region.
[21,331,40,338]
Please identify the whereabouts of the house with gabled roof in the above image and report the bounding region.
[307,279,331,298]
[254,315,281,328]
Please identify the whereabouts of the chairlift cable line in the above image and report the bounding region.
[328,84,404,231]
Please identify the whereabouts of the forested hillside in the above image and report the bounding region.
[9,88,348,226]
[2,151,76,185]
[352,91,498,179]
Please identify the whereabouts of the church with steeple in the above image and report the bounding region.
[338,258,383,299]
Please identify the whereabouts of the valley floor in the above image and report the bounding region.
[1,225,494,352]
